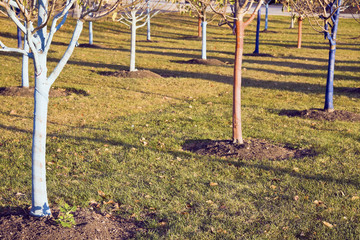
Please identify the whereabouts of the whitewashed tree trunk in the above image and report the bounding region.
[21,26,29,88]
[201,21,207,60]
[130,11,137,72]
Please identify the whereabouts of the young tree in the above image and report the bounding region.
[114,0,164,71]
[210,0,263,144]
[179,0,221,59]
[302,0,351,111]
[0,0,122,217]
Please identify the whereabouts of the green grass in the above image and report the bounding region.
[1,12,360,239]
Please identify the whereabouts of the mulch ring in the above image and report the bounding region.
[183,139,314,161]
[98,70,162,78]
[279,109,360,122]
[0,208,146,240]
[176,58,228,66]
[0,87,89,98]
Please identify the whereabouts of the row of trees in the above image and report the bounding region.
[0,0,358,217]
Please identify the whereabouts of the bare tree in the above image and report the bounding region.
[209,0,263,144]
[300,0,353,111]
[0,0,123,217]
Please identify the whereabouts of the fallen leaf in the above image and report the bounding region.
[209,182,218,186]
[98,190,106,198]
[323,221,334,229]
[351,196,359,201]
[270,185,277,189]
[293,195,299,201]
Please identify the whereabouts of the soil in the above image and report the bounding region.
[0,87,89,98]
[177,58,227,66]
[0,208,145,240]
[98,70,162,79]
[279,109,360,122]
[183,138,314,161]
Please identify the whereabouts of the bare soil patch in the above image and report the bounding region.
[98,70,162,78]
[183,139,314,161]
[0,87,89,97]
[279,109,360,122]
[0,208,145,240]
[177,58,227,66]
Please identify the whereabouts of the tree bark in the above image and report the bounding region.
[201,21,207,60]
[198,16,202,38]
[233,19,245,144]
[324,43,336,112]
[130,11,137,72]
[89,22,93,45]
[297,17,302,48]
[30,54,51,217]
[253,8,261,54]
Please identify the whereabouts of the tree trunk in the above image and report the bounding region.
[290,14,295,29]
[253,8,261,54]
[198,16,202,38]
[264,3,269,31]
[233,19,245,144]
[147,0,151,41]
[30,54,51,217]
[21,35,29,88]
[324,43,337,112]
[297,17,302,48]
[89,22,93,45]
[130,11,137,72]
[201,21,207,60]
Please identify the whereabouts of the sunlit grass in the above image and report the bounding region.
[0,12,360,239]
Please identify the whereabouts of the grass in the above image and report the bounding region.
[0,12,360,239]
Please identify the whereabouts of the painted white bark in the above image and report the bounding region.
[21,35,29,88]
[89,21,93,44]
[130,11,137,72]
[201,21,207,60]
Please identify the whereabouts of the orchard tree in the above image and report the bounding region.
[114,0,166,71]
[179,0,221,59]
[302,0,352,111]
[0,0,122,217]
[210,0,263,144]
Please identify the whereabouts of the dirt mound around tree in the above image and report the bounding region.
[279,109,360,122]
[0,87,89,97]
[98,70,162,78]
[0,208,145,240]
[178,58,227,66]
[183,139,314,161]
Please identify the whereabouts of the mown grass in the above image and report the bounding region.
[0,11,360,239]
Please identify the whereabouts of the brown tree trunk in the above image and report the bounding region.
[198,16,202,38]
[297,17,303,48]
[233,19,245,144]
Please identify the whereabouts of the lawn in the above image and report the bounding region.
[0,12,360,239]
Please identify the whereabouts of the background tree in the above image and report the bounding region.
[302,0,352,111]
[210,0,263,144]
[180,0,220,59]
[114,0,165,71]
[0,0,122,217]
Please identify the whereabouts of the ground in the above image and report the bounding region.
[0,208,145,240]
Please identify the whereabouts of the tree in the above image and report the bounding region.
[210,0,263,144]
[0,0,122,217]
[179,0,221,60]
[114,0,165,71]
[281,0,311,48]
[301,0,352,111]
